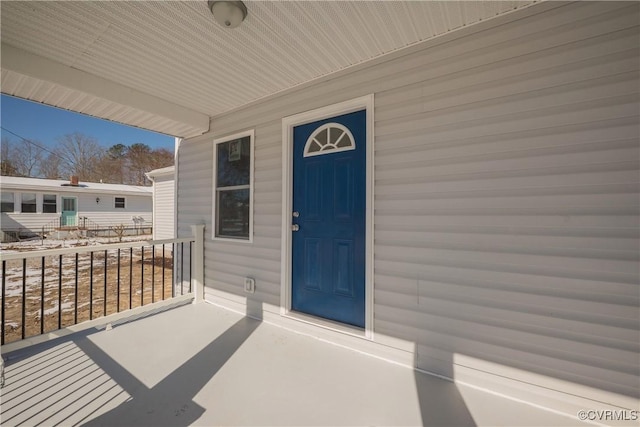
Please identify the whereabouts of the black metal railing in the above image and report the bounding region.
[0,217,154,244]
[1,231,20,243]
[0,219,60,242]
[79,216,102,230]
[45,216,64,233]
[0,237,195,345]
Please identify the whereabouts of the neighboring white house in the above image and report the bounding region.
[145,166,175,240]
[0,176,152,239]
[174,1,640,419]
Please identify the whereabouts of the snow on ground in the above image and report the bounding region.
[1,234,154,254]
[35,301,77,317]
[2,234,180,342]
[2,233,173,305]
[1,234,158,298]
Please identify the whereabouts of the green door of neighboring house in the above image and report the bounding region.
[61,197,77,226]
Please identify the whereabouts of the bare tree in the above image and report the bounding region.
[122,144,173,185]
[11,138,45,177]
[95,143,128,184]
[39,152,63,179]
[127,143,152,185]
[1,137,18,176]
[110,223,127,242]
[56,132,105,181]
[2,133,174,184]
[148,148,174,170]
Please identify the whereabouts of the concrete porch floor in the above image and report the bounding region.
[0,302,580,426]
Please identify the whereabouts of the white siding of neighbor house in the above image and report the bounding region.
[1,192,59,231]
[1,191,152,231]
[76,193,152,228]
[177,1,639,415]
[1,213,60,232]
[151,174,175,240]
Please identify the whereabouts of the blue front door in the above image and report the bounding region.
[291,110,366,328]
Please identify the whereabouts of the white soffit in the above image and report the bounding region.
[0,1,535,136]
[1,45,210,138]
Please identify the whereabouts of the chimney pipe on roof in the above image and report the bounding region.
[70,175,79,186]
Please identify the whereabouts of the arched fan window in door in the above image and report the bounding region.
[303,123,356,157]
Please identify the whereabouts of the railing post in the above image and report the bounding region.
[190,224,205,304]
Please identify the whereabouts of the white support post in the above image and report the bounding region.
[190,224,205,303]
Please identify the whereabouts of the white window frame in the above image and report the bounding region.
[1,192,15,213]
[114,196,126,209]
[21,192,37,214]
[212,129,255,243]
[42,194,58,214]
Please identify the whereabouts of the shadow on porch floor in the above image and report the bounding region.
[1,302,578,426]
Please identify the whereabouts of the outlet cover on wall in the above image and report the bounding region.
[244,277,255,293]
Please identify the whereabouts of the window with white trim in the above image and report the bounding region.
[21,193,36,213]
[115,197,126,209]
[43,194,57,213]
[1,192,14,213]
[213,130,253,241]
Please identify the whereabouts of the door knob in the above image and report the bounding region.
[292,211,300,218]
[291,224,300,232]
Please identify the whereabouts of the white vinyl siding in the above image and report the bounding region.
[76,194,150,228]
[1,192,152,232]
[151,174,175,240]
[1,213,60,233]
[177,1,639,413]
[178,126,280,308]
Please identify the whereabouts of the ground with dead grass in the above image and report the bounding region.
[1,235,188,344]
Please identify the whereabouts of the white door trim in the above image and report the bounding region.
[280,94,375,339]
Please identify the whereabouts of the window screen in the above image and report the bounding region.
[115,197,125,209]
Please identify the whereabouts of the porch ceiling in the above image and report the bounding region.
[1,1,535,138]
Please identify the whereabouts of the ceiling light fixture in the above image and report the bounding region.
[208,1,247,29]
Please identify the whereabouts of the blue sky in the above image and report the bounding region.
[1,94,175,150]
